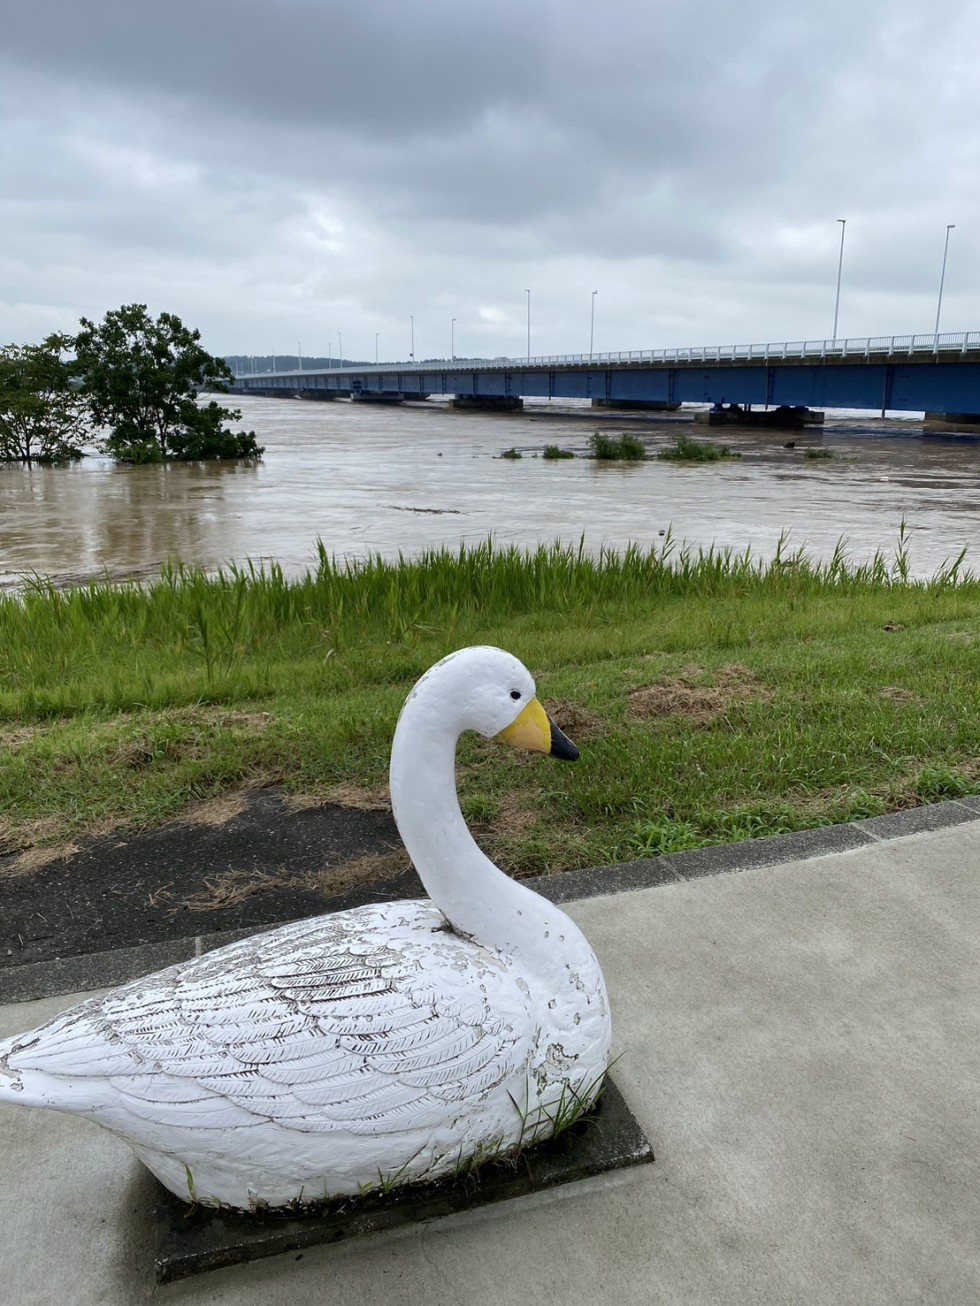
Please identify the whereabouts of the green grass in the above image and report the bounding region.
[804,447,834,461]
[542,444,575,460]
[2,532,980,875]
[500,446,522,459]
[588,431,647,460]
[656,434,741,462]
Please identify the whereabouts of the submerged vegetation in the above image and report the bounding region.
[588,431,647,460]
[542,444,576,460]
[0,304,261,466]
[656,434,740,462]
[2,532,979,875]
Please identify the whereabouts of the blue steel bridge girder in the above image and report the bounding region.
[232,343,980,416]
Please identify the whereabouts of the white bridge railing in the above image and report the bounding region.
[239,331,980,378]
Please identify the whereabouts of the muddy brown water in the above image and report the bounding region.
[3,396,980,588]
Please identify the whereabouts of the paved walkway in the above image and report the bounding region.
[1,805,977,1304]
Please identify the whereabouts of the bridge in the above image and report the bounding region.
[230,331,980,419]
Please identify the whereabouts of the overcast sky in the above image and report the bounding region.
[2,0,978,363]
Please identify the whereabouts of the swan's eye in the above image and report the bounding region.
[510,690,522,701]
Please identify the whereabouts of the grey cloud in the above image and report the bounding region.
[2,1,979,356]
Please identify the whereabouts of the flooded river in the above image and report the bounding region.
[3,396,980,588]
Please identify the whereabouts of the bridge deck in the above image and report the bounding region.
[232,331,980,415]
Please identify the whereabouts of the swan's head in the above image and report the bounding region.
[411,646,579,761]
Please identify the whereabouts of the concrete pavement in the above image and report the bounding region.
[1,806,977,1304]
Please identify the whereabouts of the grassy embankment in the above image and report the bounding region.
[2,533,979,877]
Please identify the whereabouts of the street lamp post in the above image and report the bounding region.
[338,332,342,365]
[590,290,598,362]
[375,333,379,364]
[451,317,456,360]
[934,224,956,346]
[410,315,415,360]
[524,289,531,362]
[298,341,302,372]
[832,218,846,344]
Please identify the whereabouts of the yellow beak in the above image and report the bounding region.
[495,697,579,761]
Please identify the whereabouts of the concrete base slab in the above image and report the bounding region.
[153,1077,653,1284]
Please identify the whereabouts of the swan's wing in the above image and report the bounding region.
[0,903,526,1134]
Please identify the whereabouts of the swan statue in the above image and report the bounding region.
[0,647,611,1210]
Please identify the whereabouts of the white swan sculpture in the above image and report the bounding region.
[0,647,611,1210]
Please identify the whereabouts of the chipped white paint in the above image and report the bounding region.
[0,647,611,1210]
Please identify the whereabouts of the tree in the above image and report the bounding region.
[73,304,263,463]
[0,335,86,464]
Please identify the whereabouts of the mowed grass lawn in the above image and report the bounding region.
[2,536,979,877]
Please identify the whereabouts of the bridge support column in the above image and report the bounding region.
[591,399,680,411]
[452,395,523,410]
[351,392,404,404]
[924,411,980,431]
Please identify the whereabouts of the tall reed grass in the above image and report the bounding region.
[3,530,979,867]
[0,530,973,718]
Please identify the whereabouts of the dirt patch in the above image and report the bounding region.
[487,791,542,840]
[713,663,763,690]
[0,726,41,748]
[0,815,77,861]
[628,683,727,726]
[543,698,608,739]
[288,782,392,813]
[3,842,83,877]
[158,707,275,732]
[878,686,922,704]
[628,663,766,727]
[178,851,408,913]
[175,790,253,828]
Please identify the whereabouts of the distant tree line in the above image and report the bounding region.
[225,354,347,375]
[0,304,263,465]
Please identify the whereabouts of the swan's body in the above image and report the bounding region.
[0,648,611,1210]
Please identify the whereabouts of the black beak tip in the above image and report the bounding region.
[549,718,580,762]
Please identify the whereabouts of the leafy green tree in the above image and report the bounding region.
[73,304,263,462]
[0,335,86,464]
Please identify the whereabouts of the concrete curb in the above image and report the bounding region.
[3,797,978,1007]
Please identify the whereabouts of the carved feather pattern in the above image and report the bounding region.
[4,903,525,1135]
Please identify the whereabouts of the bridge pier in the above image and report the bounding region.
[694,405,824,430]
[452,395,523,411]
[351,392,404,404]
[924,411,980,432]
[592,398,680,411]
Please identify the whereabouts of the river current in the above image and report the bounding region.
[3,396,979,588]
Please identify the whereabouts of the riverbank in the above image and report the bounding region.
[3,537,980,881]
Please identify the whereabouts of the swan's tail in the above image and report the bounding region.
[0,1035,32,1103]
[0,1032,64,1110]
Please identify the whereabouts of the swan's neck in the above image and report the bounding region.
[389,700,564,956]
